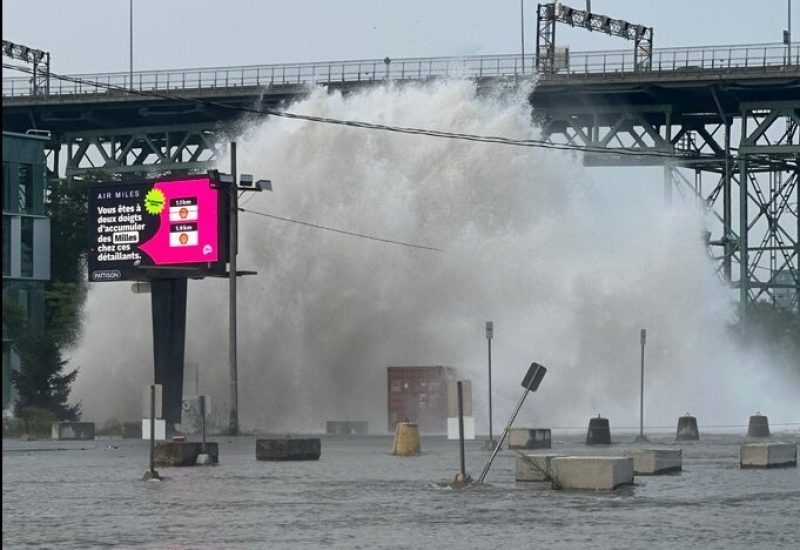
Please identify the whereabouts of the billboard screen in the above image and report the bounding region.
[88,176,228,282]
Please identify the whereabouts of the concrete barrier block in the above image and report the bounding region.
[51,422,95,441]
[508,428,551,450]
[740,443,797,469]
[326,421,368,435]
[515,454,559,482]
[121,422,142,439]
[256,438,321,461]
[626,449,682,475]
[551,457,634,490]
[154,442,219,466]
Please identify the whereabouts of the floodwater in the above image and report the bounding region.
[3,432,799,549]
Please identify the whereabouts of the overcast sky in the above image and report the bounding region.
[2,0,794,75]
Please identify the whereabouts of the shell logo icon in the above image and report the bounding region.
[169,223,198,247]
[169,197,198,222]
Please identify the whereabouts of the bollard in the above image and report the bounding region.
[392,422,421,456]
[747,412,770,438]
[676,413,700,441]
[586,415,611,445]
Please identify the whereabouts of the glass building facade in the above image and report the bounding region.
[2,132,51,413]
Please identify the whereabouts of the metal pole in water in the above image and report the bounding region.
[149,384,155,477]
[638,328,647,441]
[200,395,207,454]
[457,381,466,478]
[486,321,494,446]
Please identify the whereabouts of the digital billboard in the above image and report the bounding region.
[88,176,228,282]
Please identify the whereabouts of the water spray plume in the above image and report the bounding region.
[71,80,799,434]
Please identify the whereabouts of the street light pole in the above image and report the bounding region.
[229,142,239,436]
[520,0,525,75]
[129,0,133,89]
[788,0,793,64]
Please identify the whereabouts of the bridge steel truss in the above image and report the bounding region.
[536,98,800,313]
[62,122,222,179]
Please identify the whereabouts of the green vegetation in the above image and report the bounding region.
[2,406,58,439]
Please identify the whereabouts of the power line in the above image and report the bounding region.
[3,63,680,159]
[239,206,444,252]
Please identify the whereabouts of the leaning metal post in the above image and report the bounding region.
[477,374,536,484]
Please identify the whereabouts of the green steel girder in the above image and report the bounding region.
[64,122,224,178]
[739,100,800,155]
[539,100,799,313]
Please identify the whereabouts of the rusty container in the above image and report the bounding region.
[387,366,453,434]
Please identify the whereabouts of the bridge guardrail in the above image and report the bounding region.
[3,42,798,98]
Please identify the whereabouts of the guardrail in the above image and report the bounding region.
[3,42,798,98]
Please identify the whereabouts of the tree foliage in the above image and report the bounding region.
[45,178,90,348]
[4,301,80,420]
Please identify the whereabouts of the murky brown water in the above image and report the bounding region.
[3,432,799,549]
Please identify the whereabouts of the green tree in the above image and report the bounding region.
[4,301,80,421]
[45,177,90,347]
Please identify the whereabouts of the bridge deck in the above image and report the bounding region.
[3,44,799,136]
[3,41,798,98]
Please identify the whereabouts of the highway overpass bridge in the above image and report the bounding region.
[3,42,799,311]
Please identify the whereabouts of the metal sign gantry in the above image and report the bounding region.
[536,2,653,73]
[2,39,50,95]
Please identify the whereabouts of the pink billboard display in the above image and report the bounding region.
[88,176,228,282]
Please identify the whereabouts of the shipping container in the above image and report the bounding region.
[387,366,454,434]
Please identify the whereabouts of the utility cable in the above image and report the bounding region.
[239,206,444,252]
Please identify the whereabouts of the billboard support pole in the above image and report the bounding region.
[150,278,187,432]
[228,142,239,436]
